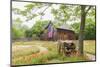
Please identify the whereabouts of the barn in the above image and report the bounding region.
[40,21,76,41]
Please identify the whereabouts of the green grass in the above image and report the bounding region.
[12,40,95,65]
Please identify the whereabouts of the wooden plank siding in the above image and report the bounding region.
[40,22,76,41]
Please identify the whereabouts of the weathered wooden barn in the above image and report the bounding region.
[40,21,76,41]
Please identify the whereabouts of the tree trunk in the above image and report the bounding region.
[78,5,86,56]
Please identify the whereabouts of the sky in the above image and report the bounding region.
[12,1,81,29]
[12,1,59,28]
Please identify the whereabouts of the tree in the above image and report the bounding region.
[31,20,49,36]
[79,5,92,55]
[84,19,96,40]
[12,18,29,39]
[12,3,51,21]
[25,29,33,38]
[71,21,96,40]
[12,26,25,40]
[12,2,95,55]
[51,4,80,25]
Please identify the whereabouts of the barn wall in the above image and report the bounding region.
[41,28,76,41]
[56,30,76,40]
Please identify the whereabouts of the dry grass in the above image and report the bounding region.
[12,40,95,65]
[84,40,96,55]
[12,45,40,65]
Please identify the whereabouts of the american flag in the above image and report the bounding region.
[48,24,53,38]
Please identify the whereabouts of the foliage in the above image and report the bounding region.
[12,27,24,39]
[12,3,51,21]
[31,20,49,36]
[71,6,96,40]
[25,29,33,38]
[71,22,95,40]
[12,18,29,40]
[21,20,50,39]
[12,2,96,41]
[84,21,96,40]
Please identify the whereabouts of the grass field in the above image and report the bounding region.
[84,40,96,55]
[12,40,95,65]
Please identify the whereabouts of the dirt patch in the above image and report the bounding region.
[13,45,48,58]
[30,45,48,57]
